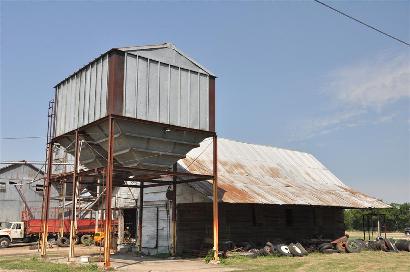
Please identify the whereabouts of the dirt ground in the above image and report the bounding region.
[0,244,236,272]
[1,242,409,272]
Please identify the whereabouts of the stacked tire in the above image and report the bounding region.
[395,240,410,252]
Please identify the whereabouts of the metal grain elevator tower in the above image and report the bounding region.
[40,43,219,268]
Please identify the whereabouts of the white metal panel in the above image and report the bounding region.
[54,56,109,137]
[169,66,179,126]
[123,51,210,131]
[137,58,148,119]
[199,74,209,130]
[159,63,169,123]
[95,61,102,120]
[189,71,199,129]
[100,56,108,117]
[148,60,159,122]
[78,71,85,127]
[179,69,189,127]
[89,63,97,123]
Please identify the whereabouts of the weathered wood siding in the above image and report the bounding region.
[176,203,344,254]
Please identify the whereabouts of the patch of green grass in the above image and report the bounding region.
[222,251,410,272]
[0,256,100,272]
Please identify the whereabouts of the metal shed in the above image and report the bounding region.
[0,162,58,222]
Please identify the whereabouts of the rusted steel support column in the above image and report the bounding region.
[69,130,80,260]
[212,135,219,261]
[40,141,54,257]
[95,180,100,233]
[137,182,144,253]
[104,117,115,268]
[171,163,177,256]
[60,181,66,238]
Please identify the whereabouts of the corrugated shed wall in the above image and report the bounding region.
[123,53,210,130]
[0,165,58,221]
[55,55,109,136]
[177,203,345,254]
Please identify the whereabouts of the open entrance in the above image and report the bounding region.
[124,208,138,239]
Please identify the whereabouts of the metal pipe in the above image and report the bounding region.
[60,181,66,237]
[171,163,177,256]
[40,142,53,257]
[137,181,144,253]
[212,135,219,261]
[69,131,80,260]
[362,214,365,241]
[95,180,100,233]
[104,117,114,268]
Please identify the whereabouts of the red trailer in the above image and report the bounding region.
[0,219,117,248]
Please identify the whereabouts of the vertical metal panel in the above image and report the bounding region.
[125,54,137,117]
[148,60,159,122]
[100,56,108,117]
[73,75,81,128]
[78,71,86,126]
[137,58,148,119]
[189,71,199,129]
[54,55,109,136]
[199,74,209,130]
[179,69,189,127]
[89,63,97,123]
[95,61,102,120]
[159,63,169,123]
[84,67,91,125]
[169,66,179,126]
[123,52,211,131]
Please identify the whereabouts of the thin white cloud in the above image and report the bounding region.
[327,53,410,109]
[291,52,409,142]
[291,109,364,141]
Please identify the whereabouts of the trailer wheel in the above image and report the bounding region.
[80,235,93,246]
[346,240,361,253]
[395,240,410,252]
[319,243,333,252]
[276,244,292,257]
[288,243,304,257]
[336,242,347,253]
[56,237,69,247]
[0,237,10,248]
[295,243,308,256]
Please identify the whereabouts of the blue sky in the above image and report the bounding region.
[1,1,409,203]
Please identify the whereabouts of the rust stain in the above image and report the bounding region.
[178,139,389,209]
[218,180,255,203]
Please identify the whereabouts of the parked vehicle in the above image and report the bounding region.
[0,219,114,248]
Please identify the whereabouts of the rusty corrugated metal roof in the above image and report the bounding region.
[179,138,389,209]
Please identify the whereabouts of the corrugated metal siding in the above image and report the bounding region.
[177,203,345,254]
[123,53,210,130]
[179,138,389,209]
[0,164,58,221]
[55,55,109,136]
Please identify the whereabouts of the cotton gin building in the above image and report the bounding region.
[41,43,219,268]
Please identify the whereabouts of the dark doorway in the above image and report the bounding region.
[123,208,137,239]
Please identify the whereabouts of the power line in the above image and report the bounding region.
[314,0,410,47]
[0,136,44,140]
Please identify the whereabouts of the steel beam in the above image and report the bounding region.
[212,135,219,261]
[69,131,80,260]
[104,117,115,268]
[137,182,144,253]
[40,142,54,257]
[171,163,177,256]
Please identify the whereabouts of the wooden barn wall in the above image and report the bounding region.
[176,203,344,254]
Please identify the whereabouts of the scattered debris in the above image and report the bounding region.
[219,235,410,259]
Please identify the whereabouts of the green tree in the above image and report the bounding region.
[344,203,410,232]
